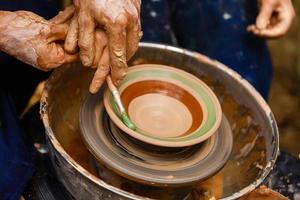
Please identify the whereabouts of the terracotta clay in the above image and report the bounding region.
[121,80,203,137]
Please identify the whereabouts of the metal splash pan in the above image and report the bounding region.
[40,43,279,200]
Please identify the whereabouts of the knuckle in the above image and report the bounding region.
[78,41,90,51]
[78,14,93,26]
[96,66,110,75]
[95,30,107,42]
[112,58,127,69]
[115,14,128,27]
[111,65,127,76]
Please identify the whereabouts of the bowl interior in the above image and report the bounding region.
[104,64,222,147]
[121,79,203,138]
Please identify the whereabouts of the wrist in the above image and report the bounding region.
[0,11,38,68]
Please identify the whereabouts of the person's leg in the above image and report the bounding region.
[0,91,34,200]
[140,0,175,45]
[169,0,272,100]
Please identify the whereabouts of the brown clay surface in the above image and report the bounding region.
[121,80,203,136]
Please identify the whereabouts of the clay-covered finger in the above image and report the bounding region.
[65,15,79,54]
[37,43,77,70]
[92,30,108,68]
[50,5,75,24]
[107,14,128,85]
[99,47,110,67]
[78,11,96,66]
[89,54,110,94]
[126,17,140,60]
[47,24,69,42]
[63,52,78,65]
[132,0,141,12]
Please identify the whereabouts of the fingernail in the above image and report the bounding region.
[90,87,98,94]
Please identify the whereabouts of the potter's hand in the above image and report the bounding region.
[0,6,77,71]
[248,0,295,38]
[65,0,141,84]
[89,30,110,94]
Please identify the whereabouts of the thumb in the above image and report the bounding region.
[256,0,276,29]
[47,24,69,43]
[50,5,75,24]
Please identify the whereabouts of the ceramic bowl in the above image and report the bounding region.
[104,64,222,147]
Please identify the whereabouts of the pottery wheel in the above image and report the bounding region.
[80,91,233,186]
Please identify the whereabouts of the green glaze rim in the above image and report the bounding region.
[108,67,219,142]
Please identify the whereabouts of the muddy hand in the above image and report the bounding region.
[0,6,77,71]
[248,0,295,38]
[65,0,142,85]
[89,30,110,94]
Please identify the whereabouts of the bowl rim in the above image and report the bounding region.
[117,75,209,138]
[103,64,222,147]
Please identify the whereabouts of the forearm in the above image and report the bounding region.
[0,11,41,68]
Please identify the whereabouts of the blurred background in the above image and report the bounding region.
[268,1,300,158]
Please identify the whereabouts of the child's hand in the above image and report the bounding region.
[247,0,295,38]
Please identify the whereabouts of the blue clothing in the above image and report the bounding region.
[0,93,34,200]
[0,1,60,200]
[141,0,273,100]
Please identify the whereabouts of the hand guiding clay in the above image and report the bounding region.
[65,0,142,85]
[89,30,110,94]
[248,0,295,38]
[0,6,77,71]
